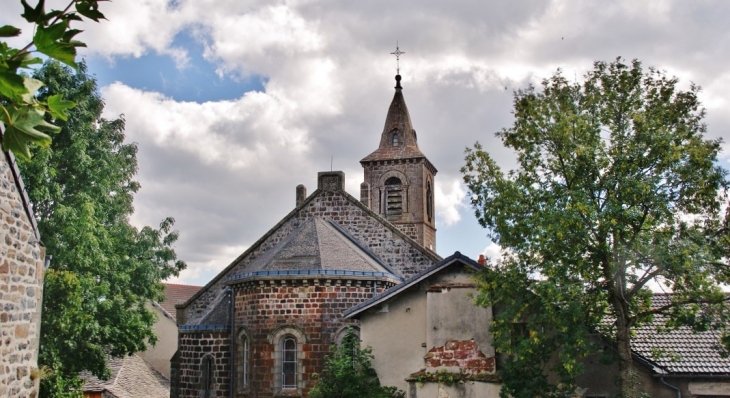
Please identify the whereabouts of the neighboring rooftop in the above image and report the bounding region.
[632,294,730,375]
[81,354,170,398]
[159,283,202,321]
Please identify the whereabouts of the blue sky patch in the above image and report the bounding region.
[85,30,266,102]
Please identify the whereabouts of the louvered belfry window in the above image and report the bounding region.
[385,177,403,217]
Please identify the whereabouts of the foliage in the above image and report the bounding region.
[308,328,406,398]
[17,60,187,398]
[462,58,729,397]
[0,0,105,159]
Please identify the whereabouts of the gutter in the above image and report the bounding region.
[229,288,235,398]
[659,377,681,398]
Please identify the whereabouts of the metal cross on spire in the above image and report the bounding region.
[391,43,405,75]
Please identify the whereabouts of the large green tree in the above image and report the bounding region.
[18,60,186,398]
[462,59,729,397]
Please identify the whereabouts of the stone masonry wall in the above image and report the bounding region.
[0,152,43,398]
[232,279,386,398]
[183,188,436,325]
[176,331,230,398]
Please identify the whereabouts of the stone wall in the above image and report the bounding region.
[174,279,388,398]
[176,331,230,398]
[0,151,44,398]
[182,187,437,326]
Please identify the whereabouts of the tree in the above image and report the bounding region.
[18,60,186,398]
[308,329,405,398]
[1,0,106,159]
[462,59,729,397]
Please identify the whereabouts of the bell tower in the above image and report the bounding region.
[360,74,437,251]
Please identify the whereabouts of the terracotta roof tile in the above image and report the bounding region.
[159,283,201,321]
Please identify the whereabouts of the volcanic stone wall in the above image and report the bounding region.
[231,278,387,397]
[0,152,44,398]
[175,330,231,398]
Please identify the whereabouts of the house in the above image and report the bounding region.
[81,354,171,398]
[344,252,501,398]
[141,283,202,379]
[347,253,730,398]
[81,284,201,397]
[171,73,441,398]
[0,145,46,398]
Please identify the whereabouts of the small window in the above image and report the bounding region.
[200,354,214,397]
[282,338,297,389]
[237,334,249,392]
[391,131,399,146]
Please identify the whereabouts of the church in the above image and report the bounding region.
[170,73,447,398]
[169,72,730,398]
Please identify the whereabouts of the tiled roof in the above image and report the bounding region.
[81,354,170,398]
[159,283,201,321]
[631,294,730,375]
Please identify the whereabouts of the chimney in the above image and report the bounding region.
[477,254,486,266]
[296,184,307,207]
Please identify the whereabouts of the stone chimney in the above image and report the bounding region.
[477,254,486,266]
[317,171,345,192]
[296,184,307,207]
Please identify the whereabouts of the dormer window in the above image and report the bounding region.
[391,130,399,146]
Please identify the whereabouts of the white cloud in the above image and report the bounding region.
[12,0,726,285]
[435,179,466,227]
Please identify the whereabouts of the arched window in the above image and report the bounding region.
[200,354,214,398]
[391,130,399,146]
[282,337,297,389]
[268,325,307,394]
[236,330,250,392]
[385,177,403,217]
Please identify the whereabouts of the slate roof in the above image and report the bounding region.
[361,75,434,169]
[631,294,730,375]
[81,354,170,398]
[159,283,201,321]
[243,217,394,274]
[343,251,481,319]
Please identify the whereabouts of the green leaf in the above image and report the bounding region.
[0,105,56,160]
[20,0,46,24]
[0,71,28,103]
[0,25,21,38]
[34,22,77,68]
[47,94,76,121]
[62,29,84,42]
[75,2,106,22]
[21,77,44,103]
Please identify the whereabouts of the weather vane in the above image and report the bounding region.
[391,42,405,75]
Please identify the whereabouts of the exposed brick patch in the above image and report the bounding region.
[424,340,496,375]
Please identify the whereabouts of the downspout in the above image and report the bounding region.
[659,377,681,398]
[229,287,235,398]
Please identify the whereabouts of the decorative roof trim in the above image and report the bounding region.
[343,252,480,319]
[226,269,402,285]
[179,324,229,333]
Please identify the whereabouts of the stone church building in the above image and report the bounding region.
[171,74,444,398]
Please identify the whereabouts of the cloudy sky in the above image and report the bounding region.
[3,0,730,286]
